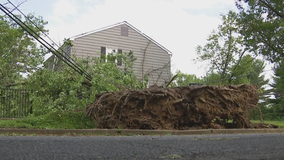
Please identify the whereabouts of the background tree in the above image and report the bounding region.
[169,71,202,87]
[236,0,284,120]
[266,60,284,120]
[196,11,268,87]
[196,11,247,83]
[229,55,268,87]
[236,0,284,63]
[202,54,268,87]
[0,14,48,88]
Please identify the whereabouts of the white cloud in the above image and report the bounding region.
[46,0,236,77]
[172,0,235,9]
[81,0,94,3]
[52,0,78,18]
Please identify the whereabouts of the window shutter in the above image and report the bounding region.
[101,47,106,63]
[117,49,122,66]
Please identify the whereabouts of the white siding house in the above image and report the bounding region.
[47,21,172,86]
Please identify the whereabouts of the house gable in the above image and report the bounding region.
[70,21,171,86]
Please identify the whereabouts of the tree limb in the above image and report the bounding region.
[258,0,283,19]
[221,29,233,79]
[142,41,151,82]
[229,48,247,84]
[166,73,178,88]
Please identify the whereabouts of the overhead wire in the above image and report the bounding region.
[7,0,74,60]
[2,1,284,87]
[0,2,88,79]
[9,0,26,12]
[0,1,92,81]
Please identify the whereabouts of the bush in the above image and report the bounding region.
[27,52,147,116]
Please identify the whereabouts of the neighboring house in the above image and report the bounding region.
[46,21,172,86]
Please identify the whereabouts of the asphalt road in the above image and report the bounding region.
[0,133,284,160]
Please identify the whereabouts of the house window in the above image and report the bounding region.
[121,26,128,36]
[117,49,122,66]
[108,49,116,63]
[101,46,106,63]
[101,47,122,65]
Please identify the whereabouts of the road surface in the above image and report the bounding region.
[0,133,284,160]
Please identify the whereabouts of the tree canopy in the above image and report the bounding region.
[196,11,268,87]
[236,0,284,63]
[0,14,48,87]
[235,0,284,120]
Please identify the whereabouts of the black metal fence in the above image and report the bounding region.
[0,88,32,118]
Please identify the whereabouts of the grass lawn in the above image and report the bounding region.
[1,112,283,129]
[0,110,96,129]
[250,120,284,128]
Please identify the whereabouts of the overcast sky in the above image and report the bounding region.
[3,0,239,77]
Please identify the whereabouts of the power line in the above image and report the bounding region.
[9,0,26,12]
[0,1,92,81]
[7,1,73,60]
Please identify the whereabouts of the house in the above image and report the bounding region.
[46,21,172,86]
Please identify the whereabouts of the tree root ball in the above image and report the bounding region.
[86,84,261,129]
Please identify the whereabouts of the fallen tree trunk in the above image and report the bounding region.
[86,84,259,129]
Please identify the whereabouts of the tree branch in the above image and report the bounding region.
[142,41,151,82]
[221,29,233,79]
[166,73,178,88]
[145,61,171,86]
[229,48,247,83]
[258,0,283,18]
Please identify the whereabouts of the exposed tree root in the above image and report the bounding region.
[86,84,272,129]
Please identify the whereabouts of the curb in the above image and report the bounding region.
[0,128,284,136]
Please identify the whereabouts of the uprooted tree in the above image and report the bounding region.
[86,84,265,129]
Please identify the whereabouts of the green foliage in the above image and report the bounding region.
[196,9,270,121]
[169,71,202,87]
[0,14,48,87]
[26,68,88,116]
[202,72,224,85]
[196,11,268,89]
[196,11,245,79]
[229,55,268,88]
[0,110,96,129]
[271,60,284,98]
[90,51,146,95]
[236,0,284,63]
[0,12,146,128]
[235,0,284,119]
[266,60,284,120]
[0,89,31,118]
[27,51,146,116]
[250,120,284,128]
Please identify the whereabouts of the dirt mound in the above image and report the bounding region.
[86,84,260,129]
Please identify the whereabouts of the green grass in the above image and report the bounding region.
[251,120,284,128]
[0,110,96,129]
